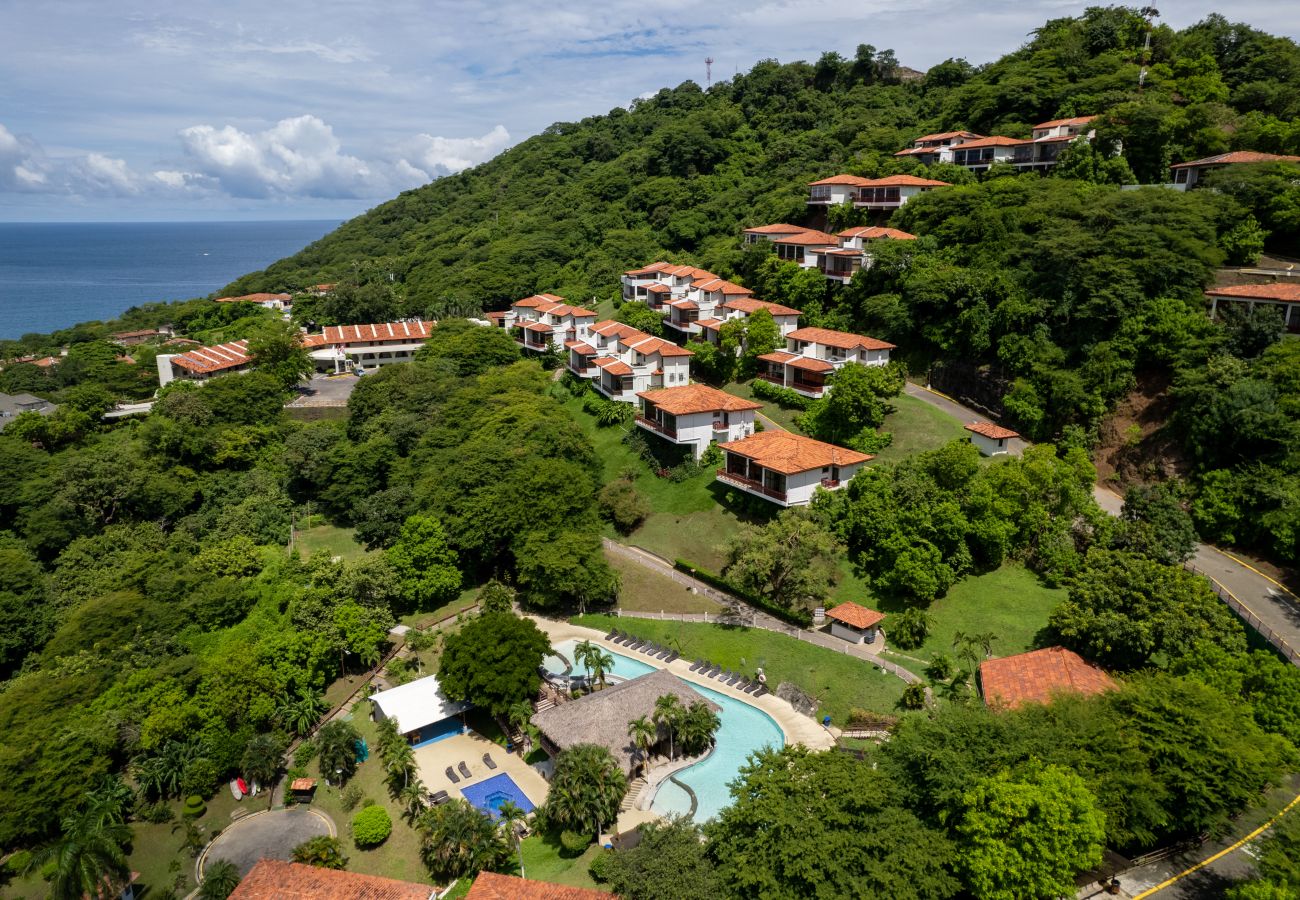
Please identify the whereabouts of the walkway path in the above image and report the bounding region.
[901,381,1300,666]
[601,539,921,685]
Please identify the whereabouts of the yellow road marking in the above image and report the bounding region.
[1207,546,1300,602]
[1132,792,1300,898]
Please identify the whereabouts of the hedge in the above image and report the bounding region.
[351,805,392,848]
[673,559,811,627]
[750,378,811,410]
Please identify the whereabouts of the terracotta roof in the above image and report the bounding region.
[170,339,252,375]
[215,292,291,303]
[467,871,613,899]
[1206,283,1300,303]
[667,299,699,310]
[589,321,645,340]
[771,229,839,246]
[646,283,672,294]
[33,356,59,367]
[624,262,673,277]
[912,130,983,143]
[1034,115,1096,129]
[321,320,435,344]
[826,601,885,630]
[229,860,433,900]
[300,334,329,348]
[110,329,160,340]
[809,174,874,186]
[658,264,718,280]
[1171,150,1300,169]
[950,135,1028,149]
[697,317,724,329]
[857,175,950,188]
[513,293,566,308]
[719,430,871,475]
[311,283,336,292]
[758,350,835,374]
[485,311,509,321]
[822,248,866,257]
[787,327,895,351]
[289,778,316,791]
[638,383,762,415]
[838,226,917,241]
[743,223,808,235]
[893,147,936,157]
[593,357,633,376]
[723,297,802,317]
[965,421,1020,440]
[521,321,554,333]
[691,278,752,295]
[979,647,1115,710]
[565,341,596,355]
[623,335,694,357]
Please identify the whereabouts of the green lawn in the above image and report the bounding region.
[573,614,909,721]
[295,523,371,562]
[607,552,725,615]
[881,565,1067,673]
[872,392,970,464]
[719,380,806,433]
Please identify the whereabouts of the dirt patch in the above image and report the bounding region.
[1093,370,1189,488]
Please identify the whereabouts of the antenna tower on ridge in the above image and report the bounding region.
[705,57,714,87]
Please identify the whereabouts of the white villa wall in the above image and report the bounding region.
[970,432,1012,456]
[830,621,868,644]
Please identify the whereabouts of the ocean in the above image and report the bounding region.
[0,220,340,339]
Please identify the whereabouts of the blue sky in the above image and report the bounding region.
[2,1,1297,222]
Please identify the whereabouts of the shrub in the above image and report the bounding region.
[750,378,810,409]
[183,795,207,818]
[899,684,928,710]
[699,440,723,468]
[293,740,318,768]
[180,758,220,798]
[924,654,955,682]
[594,399,634,427]
[598,480,651,534]
[588,849,616,882]
[673,559,810,627]
[293,835,348,869]
[560,829,590,856]
[4,850,32,875]
[140,801,175,824]
[886,608,933,650]
[351,805,392,848]
[340,783,365,812]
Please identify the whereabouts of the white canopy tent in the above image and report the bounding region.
[370,675,470,746]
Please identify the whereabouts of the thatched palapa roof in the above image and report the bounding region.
[531,669,719,775]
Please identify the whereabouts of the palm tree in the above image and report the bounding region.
[130,755,168,801]
[384,740,417,796]
[198,859,242,900]
[572,640,596,689]
[27,806,132,900]
[398,779,427,826]
[507,700,535,753]
[952,631,997,683]
[679,701,721,757]
[587,647,614,691]
[417,800,508,882]
[496,800,528,878]
[375,716,403,760]
[316,720,361,785]
[241,734,282,801]
[276,691,327,739]
[541,744,627,843]
[653,694,684,761]
[627,716,657,776]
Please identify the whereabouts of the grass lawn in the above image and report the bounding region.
[606,551,724,615]
[400,584,483,630]
[295,523,371,562]
[881,565,1066,673]
[574,614,908,721]
[719,380,807,433]
[872,392,970,464]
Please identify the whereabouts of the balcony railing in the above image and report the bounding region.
[820,478,841,489]
[712,420,729,431]
[636,415,677,439]
[716,468,787,502]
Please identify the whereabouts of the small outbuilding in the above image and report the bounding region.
[370,674,469,748]
[964,421,1019,456]
[979,647,1115,710]
[825,601,885,645]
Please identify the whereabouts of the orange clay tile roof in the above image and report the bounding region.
[565,341,596,355]
[743,223,808,234]
[893,147,935,156]
[771,229,839,246]
[979,647,1115,710]
[758,349,835,374]
[646,283,672,293]
[719,430,872,475]
[1171,151,1300,168]
[912,130,983,142]
[697,318,724,329]
[215,292,292,303]
[826,601,885,630]
[822,248,866,257]
[34,356,59,367]
[321,321,435,344]
[311,283,336,292]
[637,383,762,415]
[513,293,567,308]
[466,872,613,900]
[590,321,645,339]
[965,421,1020,440]
[592,357,633,376]
[645,263,717,280]
[858,175,950,188]
[787,326,896,351]
[667,299,699,310]
[299,333,329,348]
[289,777,316,791]
[691,278,752,295]
[521,321,554,333]
[624,335,694,357]
[229,860,434,900]
[623,262,673,276]
[808,174,874,186]
[723,297,802,317]
[485,311,509,320]
[170,339,252,374]
[838,226,917,240]
[949,135,1028,149]
[1034,115,1096,129]
[1206,283,1300,303]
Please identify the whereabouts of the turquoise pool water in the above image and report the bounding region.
[551,638,784,821]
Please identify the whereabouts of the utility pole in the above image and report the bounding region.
[705,57,714,87]
[1138,7,1159,89]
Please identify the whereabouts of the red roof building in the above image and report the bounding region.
[229,860,435,900]
[979,647,1116,710]
[825,601,885,645]
[1205,283,1300,333]
[466,872,613,899]
[717,431,872,506]
[964,420,1020,456]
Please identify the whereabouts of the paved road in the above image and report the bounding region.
[902,382,1300,666]
[200,807,333,877]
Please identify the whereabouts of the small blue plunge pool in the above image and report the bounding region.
[461,773,536,820]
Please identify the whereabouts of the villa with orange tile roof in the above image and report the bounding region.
[742,223,811,245]
[466,871,613,899]
[621,263,719,310]
[158,338,255,385]
[756,327,895,398]
[1171,150,1300,190]
[825,601,886,645]
[214,291,293,310]
[964,421,1021,456]
[806,225,918,283]
[807,174,949,211]
[229,859,435,900]
[494,294,598,352]
[636,383,760,458]
[893,130,985,165]
[699,297,803,344]
[663,276,754,336]
[769,228,840,266]
[717,430,872,506]
[979,647,1115,710]
[566,321,693,402]
[1205,282,1300,333]
[952,116,1100,171]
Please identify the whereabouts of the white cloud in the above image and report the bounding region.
[397,125,512,179]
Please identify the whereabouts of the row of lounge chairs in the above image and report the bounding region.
[605,628,680,663]
[443,752,499,785]
[687,659,768,696]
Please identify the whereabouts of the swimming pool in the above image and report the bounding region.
[550,638,784,821]
[461,773,536,820]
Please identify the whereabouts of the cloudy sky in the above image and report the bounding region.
[2,1,1297,222]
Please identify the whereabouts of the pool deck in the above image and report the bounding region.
[411,730,550,813]
[533,618,836,754]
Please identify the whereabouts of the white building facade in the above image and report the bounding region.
[635,384,761,459]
